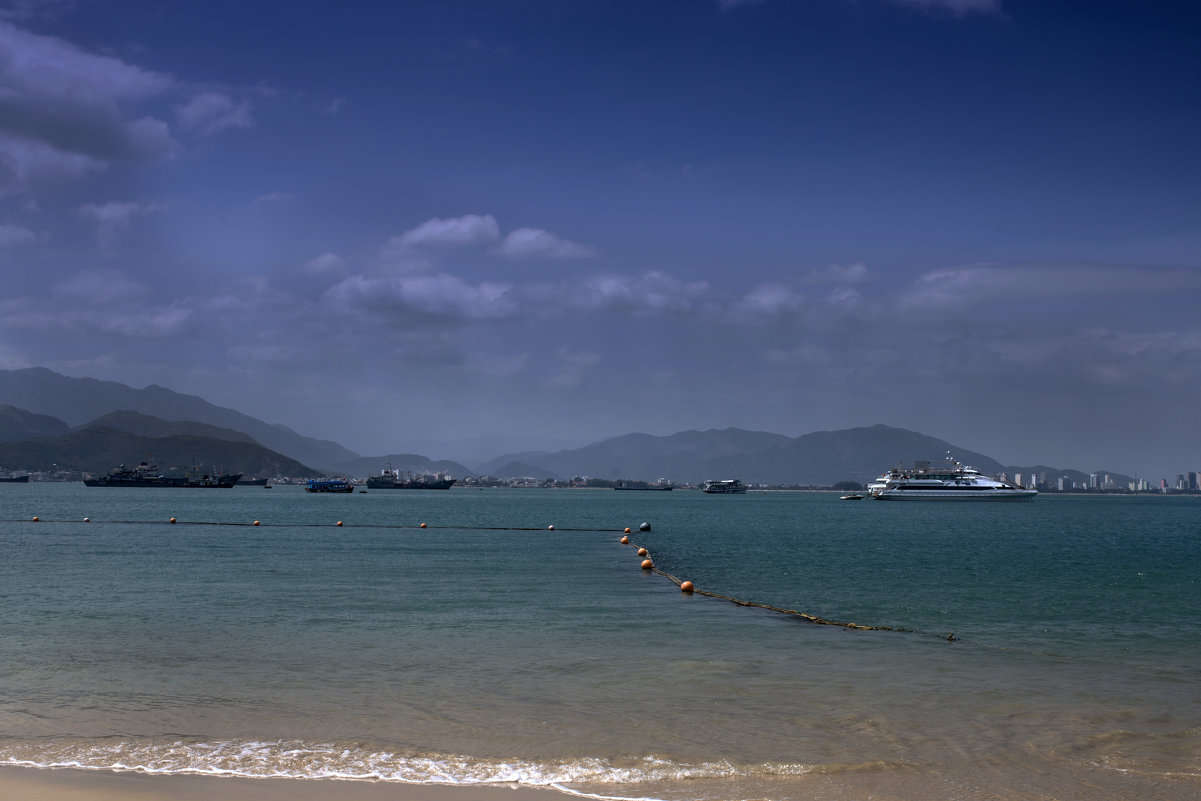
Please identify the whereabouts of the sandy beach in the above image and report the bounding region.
[0,767,566,801]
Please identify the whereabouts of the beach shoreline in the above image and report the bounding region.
[0,766,569,801]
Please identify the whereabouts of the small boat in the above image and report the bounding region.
[305,478,355,493]
[840,494,864,500]
[702,479,747,494]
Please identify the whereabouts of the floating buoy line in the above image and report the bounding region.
[6,516,934,637]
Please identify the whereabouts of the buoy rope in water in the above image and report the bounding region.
[0,517,622,533]
[626,538,917,635]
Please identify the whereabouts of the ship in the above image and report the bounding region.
[306,478,355,493]
[868,453,1037,501]
[366,466,456,490]
[701,478,748,494]
[0,474,30,483]
[84,462,242,488]
[614,481,673,491]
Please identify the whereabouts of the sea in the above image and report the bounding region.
[1,482,1198,801]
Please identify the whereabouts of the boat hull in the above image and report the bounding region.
[365,478,456,490]
[872,490,1037,501]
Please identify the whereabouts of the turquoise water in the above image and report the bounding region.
[0,484,1198,800]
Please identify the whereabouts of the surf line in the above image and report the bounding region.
[624,537,916,634]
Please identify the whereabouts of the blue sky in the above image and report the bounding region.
[1,0,1199,475]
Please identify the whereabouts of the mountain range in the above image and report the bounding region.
[0,368,1129,486]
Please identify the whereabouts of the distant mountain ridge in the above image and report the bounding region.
[0,423,317,477]
[0,368,358,469]
[0,368,1125,487]
[0,404,71,442]
[481,424,1125,487]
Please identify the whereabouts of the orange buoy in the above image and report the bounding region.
[624,527,631,534]
[337,521,343,527]
[680,581,694,593]
[637,547,648,556]
[32,516,39,522]
[620,536,629,544]
[253,520,260,526]
[169,517,176,524]
[641,559,654,569]
[420,522,427,528]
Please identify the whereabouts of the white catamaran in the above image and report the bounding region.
[868,453,1037,501]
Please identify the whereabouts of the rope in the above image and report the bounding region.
[0,518,621,532]
[6,517,950,639]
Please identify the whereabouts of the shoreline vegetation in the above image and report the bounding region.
[0,766,566,801]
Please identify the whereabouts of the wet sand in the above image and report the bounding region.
[0,767,567,801]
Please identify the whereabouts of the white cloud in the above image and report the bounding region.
[576,271,709,313]
[52,269,150,305]
[77,200,162,245]
[305,252,347,274]
[0,222,35,244]
[893,0,1002,15]
[498,227,597,259]
[251,191,294,207]
[545,346,602,389]
[388,214,500,252]
[897,263,1201,313]
[323,273,516,322]
[0,269,194,338]
[176,91,253,136]
[806,262,870,284]
[734,284,805,319]
[0,20,175,193]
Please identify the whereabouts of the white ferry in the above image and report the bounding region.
[868,454,1036,501]
[702,478,748,494]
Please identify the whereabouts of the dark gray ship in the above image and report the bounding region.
[84,462,242,488]
[366,466,456,490]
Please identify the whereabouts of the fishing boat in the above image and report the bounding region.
[868,453,1037,501]
[84,462,240,488]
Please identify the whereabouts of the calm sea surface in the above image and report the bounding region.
[0,483,1198,800]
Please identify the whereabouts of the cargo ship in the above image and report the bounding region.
[366,467,455,490]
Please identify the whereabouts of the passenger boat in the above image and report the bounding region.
[868,454,1037,501]
[702,478,747,494]
[305,478,355,493]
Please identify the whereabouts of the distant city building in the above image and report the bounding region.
[1089,473,1099,489]
[1058,476,1070,491]
[1189,472,1200,491]
[1015,473,1023,488]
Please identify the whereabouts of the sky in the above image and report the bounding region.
[0,0,1199,475]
